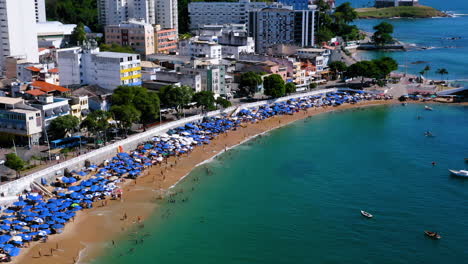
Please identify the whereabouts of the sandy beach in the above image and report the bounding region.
[14,100,397,264]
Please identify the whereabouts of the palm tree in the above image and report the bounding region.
[436,68,448,81]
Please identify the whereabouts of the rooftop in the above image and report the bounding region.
[25,89,47,96]
[31,81,70,93]
[95,52,138,59]
[0,97,24,105]
[10,108,39,114]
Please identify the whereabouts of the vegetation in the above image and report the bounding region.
[372,22,394,46]
[355,6,447,19]
[45,0,99,31]
[239,72,263,97]
[159,85,194,118]
[329,61,348,80]
[346,57,398,85]
[70,23,87,46]
[316,1,362,43]
[4,153,26,173]
[216,97,232,108]
[111,86,161,126]
[436,68,448,80]
[99,43,135,53]
[81,110,111,142]
[419,65,431,80]
[263,74,286,98]
[193,91,216,112]
[49,115,80,139]
[285,82,296,95]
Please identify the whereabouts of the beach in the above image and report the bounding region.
[14,99,396,264]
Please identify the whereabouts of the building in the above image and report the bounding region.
[198,24,255,59]
[155,0,178,31]
[154,26,178,54]
[105,20,156,56]
[181,60,228,96]
[0,97,43,146]
[279,0,309,10]
[34,0,46,22]
[179,37,223,59]
[154,70,202,92]
[295,48,331,72]
[0,0,39,74]
[68,96,89,120]
[30,95,70,128]
[249,5,317,54]
[189,0,267,31]
[57,44,142,90]
[17,64,60,85]
[36,21,77,48]
[375,0,419,8]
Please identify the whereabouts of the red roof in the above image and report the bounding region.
[38,48,48,52]
[26,66,41,72]
[31,81,70,93]
[25,89,46,96]
[48,68,59,73]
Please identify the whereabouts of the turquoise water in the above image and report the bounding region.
[94,104,468,264]
[340,0,468,86]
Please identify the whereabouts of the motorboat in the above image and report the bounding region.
[425,105,433,111]
[424,231,441,239]
[424,131,434,137]
[361,210,373,218]
[464,158,468,162]
[449,169,468,178]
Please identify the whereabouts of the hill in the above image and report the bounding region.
[356,5,448,19]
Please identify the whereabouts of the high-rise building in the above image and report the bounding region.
[0,0,39,74]
[188,0,267,31]
[248,5,317,53]
[105,20,156,56]
[34,0,46,22]
[97,0,178,33]
[278,0,309,10]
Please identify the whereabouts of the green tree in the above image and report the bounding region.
[436,68,448,80]
[49,115,80,139]
[239,72,263,97]
[316,27,335,43]
[193,91,216,112]
[5,153,25,174]
[45,0,99,31]
[373,57,398,79]
[216,97,232,109]
[285,82,296,95]
[99,43,135,53]
[159,85,194,118]
[110,105,141,130]
[70,23,87,46]
[334,2,358,23]
[346,61,379,85]
[112,86,160,126]
[263,74,286,98]
[372,22,394,46]
[81,110,111,142]
[329,61,348,79]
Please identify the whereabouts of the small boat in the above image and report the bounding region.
[424,131,434,137]
[449,169,468,178]
[464,158,468,162]
[424,105,433,111]
[361,210,373,218]
[424,231,441,239]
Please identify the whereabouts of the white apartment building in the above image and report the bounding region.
[201,24,255,59]
[34,0,46,22]
[0,97,43,146]
[0,0,39,74]
[179,37,223,60]
[57,45,142,90]
[188,0,267,31]
[98,0,178,32]
[181,60,228,96]
[30,95,70,128]
[37,21,77,48]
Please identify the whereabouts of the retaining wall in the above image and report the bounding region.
[0,88,339,196]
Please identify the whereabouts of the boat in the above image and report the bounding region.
[425,105,433,111]
[424,231,441,239]
[464,158,468,162]
[449,169,468,178]
[361,210,373,218]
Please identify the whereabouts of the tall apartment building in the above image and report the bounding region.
[179,37,223,59]
[0,0,39,74]
[188,0,267,31]
[278,0,309,10]
[249,6,317,53]
[155,25,178,54]
[105,20,156,56]
[97,0,178,32]
[34,0,46,22]
[57,44,142,90]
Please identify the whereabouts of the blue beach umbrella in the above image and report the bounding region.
[52,224,64,229]
[0,235,11,243]
[8,247,21,256]
[3,209,15,214]
[13,201,27,207]
[0,225,10,231]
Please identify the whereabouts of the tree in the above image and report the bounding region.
[45,0,99,31]
[81,110,111,142]
[193,91,216,112]
[5,153,25,174]
[373,57,398,79]
[111,86,160,126]
[285,82,296,95]
[239,72,263,97]
[329,61,348,79]
[99,43,135,53]
[346,61,379,85]
[316,27,335,43]
[49,115,80,139]
[263,74,286,98]
[110,105,140,130]
[70,22,87,46]
[216,97,232,109]
[436,68,448,80]
[159,85,194,118]
[334,2,358,23]
[372,22,394,46]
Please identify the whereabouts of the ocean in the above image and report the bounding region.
[93,104,468,264]
[339,0,468,87]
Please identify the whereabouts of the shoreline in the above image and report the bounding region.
[15,100,399,264]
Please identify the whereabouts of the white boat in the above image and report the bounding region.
[449,169,468,178]
[361,210,373,218]
[424,105,433,111]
